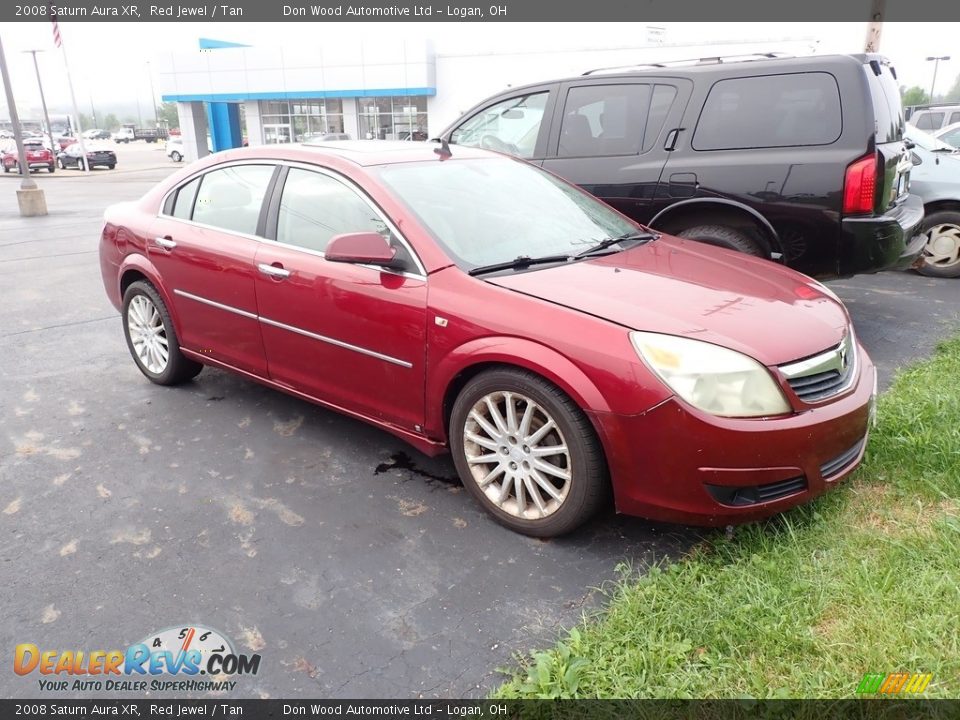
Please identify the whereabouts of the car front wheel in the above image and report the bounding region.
[122,281,203,385]
[170,151,182,162]
[917,211,960,278]
[449,368,608,537]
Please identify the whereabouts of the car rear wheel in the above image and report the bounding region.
[107,164,115,170]
[56,158,65,169]
[917,211,960,278]
[449,368,608,537]
[47,165,55,173]
[122,281,203,386]
[677,224,765,257]
[170,151,182,163]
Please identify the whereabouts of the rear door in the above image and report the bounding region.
[541,77,691,222]
[446,85,559,166]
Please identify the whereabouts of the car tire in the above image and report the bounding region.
[48,165,55,173]
[677,224,765,257]
[2,164,8,173]
[917,210,960,278]
[56,158,65,169]
[170,151,182,163]
[122,281,203,386]
[107,164,115,170]
[449,368,609,537]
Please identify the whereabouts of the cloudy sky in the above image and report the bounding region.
[1,22,958,118]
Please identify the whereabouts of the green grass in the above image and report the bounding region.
[496,336,960,699]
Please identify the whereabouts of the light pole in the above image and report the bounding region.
[0,34,46,215]
[23,49,56,156]
[146,61,158,127]
[927,55,950,101]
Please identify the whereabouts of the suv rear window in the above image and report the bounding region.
[693,72,842,150]
[914,112,943,131]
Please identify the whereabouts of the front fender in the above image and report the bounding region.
[425,335,613,444]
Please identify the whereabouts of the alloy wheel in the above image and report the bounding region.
[126,294,169,374]
[462,391,571,520]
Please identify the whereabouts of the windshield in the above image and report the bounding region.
[906,123,958,153]
[373,157,638,271]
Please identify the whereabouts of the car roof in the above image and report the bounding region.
[220,140,495,167]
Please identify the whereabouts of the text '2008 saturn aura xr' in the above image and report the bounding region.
[99,141,878,537]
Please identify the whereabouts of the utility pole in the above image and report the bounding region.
[0,35,47,216]
[53,13,91,172]
[863,0,885,52]
[25,50,56,155]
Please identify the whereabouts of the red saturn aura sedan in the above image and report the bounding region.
[99,141,877,537]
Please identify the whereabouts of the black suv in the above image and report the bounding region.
[440,53,925,279]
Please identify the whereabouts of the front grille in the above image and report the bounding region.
[820,438,866,478]
[706,476,807,507]
[780,332,856,403]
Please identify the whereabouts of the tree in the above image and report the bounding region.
[102,113,120,131]
[945,73,960,103]
[900,86,930,107]
[156,102,179,129]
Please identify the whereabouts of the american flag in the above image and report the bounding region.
[49,3,62,48]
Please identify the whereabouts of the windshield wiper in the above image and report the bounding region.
[468,254,571,276]
[573,230,660,258]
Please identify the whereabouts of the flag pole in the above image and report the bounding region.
[50,4,90,173]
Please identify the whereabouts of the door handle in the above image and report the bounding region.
[154,236,177,250]
[664,128,682,152]
[258,262,291,279]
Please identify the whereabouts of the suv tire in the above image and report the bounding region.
[677,224,765,257]
[917,210,960,278]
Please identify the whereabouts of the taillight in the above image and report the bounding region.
[842,152,878,215]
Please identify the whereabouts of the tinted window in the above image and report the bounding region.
[914,112,944,130]
[941,128,960,148]
[558,84,651,158]
[276,168,388,253]
[171,177,200,219]
[450,92,548,159]
[192,165,274,235]
[950,112,960,125]
[693,72,842,150]
[643,84,678,152]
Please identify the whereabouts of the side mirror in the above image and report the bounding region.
[912,151,923,166]
[325,232,401,269]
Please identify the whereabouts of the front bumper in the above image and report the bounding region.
[839,193,924,276]
[593,347,877,526]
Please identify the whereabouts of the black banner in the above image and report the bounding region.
[3,0,960,22]
[2,700,960,719]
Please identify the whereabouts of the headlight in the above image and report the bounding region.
[630,331,791,418]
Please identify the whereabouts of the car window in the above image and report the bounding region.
[643,84,678,152]
[275,168,389,253]
[950,112,960,125]
[914,112,943,131]
[450,91,549,159]
[693,72,842,150]
[558,84,651,158]
[942,128,960,148]
[192,165,275,235]
[171,177,201,220]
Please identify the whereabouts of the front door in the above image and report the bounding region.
[263,124,292,144]
[253,166,428,432]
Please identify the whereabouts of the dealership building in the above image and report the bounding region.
[156,33,817,161]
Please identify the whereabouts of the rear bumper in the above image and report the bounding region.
[592,348,877,526]
[839,193,924,276]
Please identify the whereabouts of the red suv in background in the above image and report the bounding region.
[1,140,55,174]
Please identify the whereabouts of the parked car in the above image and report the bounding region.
[932,121,960,150]
[165,136,213,162]
[57,142,117,170]
[83,128,112,140]
[99,142,876,537]
[908,104,960,132]
[113,128,135,143]
[904,124,960,278]
[440,53,925,280]
[1,140,55,173]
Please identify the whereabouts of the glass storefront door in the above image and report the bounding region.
[263,124,292,144]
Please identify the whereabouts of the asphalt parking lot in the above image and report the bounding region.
[1,143,959,699]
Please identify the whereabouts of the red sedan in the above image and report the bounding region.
[98,142,877,537]
[1,140,55,173]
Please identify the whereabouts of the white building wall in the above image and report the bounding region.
[244,100,262,146]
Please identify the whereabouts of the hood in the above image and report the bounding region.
[487,237,850,366]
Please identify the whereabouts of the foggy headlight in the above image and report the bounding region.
[630,331,791,418]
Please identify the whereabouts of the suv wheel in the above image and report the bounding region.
[677,224,765,257]
[449,368,608,537]
[917,211,960,278]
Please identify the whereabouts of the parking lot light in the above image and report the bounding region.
[926,55,951,100]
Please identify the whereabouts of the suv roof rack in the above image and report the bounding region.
[582,52,793,76]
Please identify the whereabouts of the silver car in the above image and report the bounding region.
[905,124,960,278]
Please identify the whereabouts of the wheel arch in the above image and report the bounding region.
[648,198,783,259]
[922,199,960,219]
[428,337,613,448]
[118,256,183,335]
